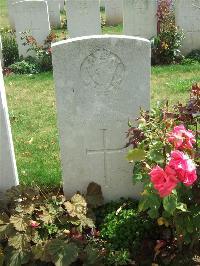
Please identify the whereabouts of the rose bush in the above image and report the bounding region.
[126,84,199,253]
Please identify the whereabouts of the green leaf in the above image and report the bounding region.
[163,194,177,215]
[79,215,95,229]
[8,233,30,251]
[176,202,187,212]
[32,243,50,262]
[10,214,28,232]
[126,148,146,162]
[139,193,161,214]
[148,149,164,163]
[5,249,29,266]
[148,207,159,219]
[64,194,87,218]
[83,245,103,266]
[38,206,54,224]
[185,216,193,233]
[45,240,78,266]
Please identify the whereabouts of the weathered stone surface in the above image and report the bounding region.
[52,35,150,201]
[66,0,101,38]
[46,0,61,28]
[13,0,50,57]
[123,0,157,39]
[175,0,200,55]
[105,0,123,26]
[0,60,18,195]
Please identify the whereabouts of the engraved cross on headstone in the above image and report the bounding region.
[86,129,124,186]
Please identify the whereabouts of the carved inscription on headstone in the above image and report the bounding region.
[80,48,125,93]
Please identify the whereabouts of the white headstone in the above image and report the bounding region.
[13,0,50,57]
[105,0,123,26]
[175,0,200,55]
[46,0,61,28]
[0,60,19,195]
[66,0,101,38]
[123,0,157,39]
[100,0,105,8]
[52,35,150,201]
[59,0,65,11]
[0,37,3,68]
[7,0,17,29]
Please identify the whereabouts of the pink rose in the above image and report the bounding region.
[169,150,197,186]
[167,124,196,150]
[150,165,179,198]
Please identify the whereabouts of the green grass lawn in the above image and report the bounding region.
[0,0,9,28]
[4,63,200,188]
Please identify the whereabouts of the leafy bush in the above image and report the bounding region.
[126,84,200,263]
[0,184,105,265]
[9,59,39,74]
[186,49,200,63]
[0,29,19,67]
[151,0,184,64]
[20,32,57,72]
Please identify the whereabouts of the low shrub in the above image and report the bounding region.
[126,84,200,264]
[0,28,19,67]
[20,31,57,72]
[186,49,200,63]
[0,184,105,265]
[97,199,156,265]
[9,59,39,74]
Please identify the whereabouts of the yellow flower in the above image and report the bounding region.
[157,217,169,227]
[161,42,169,50]
[141,189,148,196]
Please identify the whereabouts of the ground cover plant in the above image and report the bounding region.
[0,184,103,265]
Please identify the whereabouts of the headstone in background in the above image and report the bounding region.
[0,37,3,68]
[123,0,157,39]
[0,59,19,196]
[46,0,61,28]
[66,0,101,38]
[175,0,200,55]
[100,0,105,8]
[7,0,17,29]
[13,0,50,57]
[52,35,150,201]
[59,0,65,11]
[105,0,123,26]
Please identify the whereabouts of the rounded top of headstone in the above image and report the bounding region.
[51,35,150,49]
[13,0,47,7]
